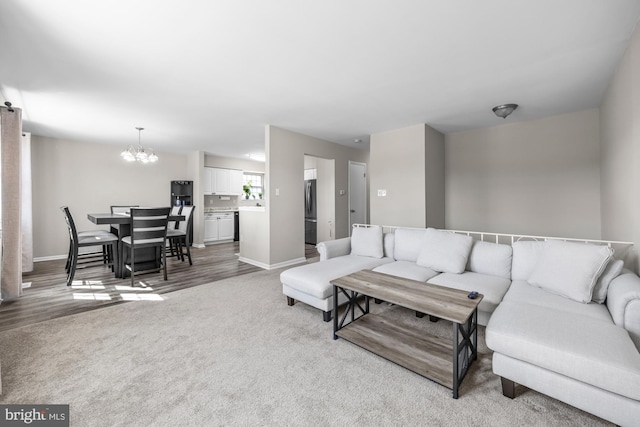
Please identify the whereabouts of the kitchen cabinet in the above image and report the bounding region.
[204,212,235,242]
[203,168,213,194]
[304,168,317,180]
[229,169,243,195]
[204,167,243,195]
[218,214,234,240]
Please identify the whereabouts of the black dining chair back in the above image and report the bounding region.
[168,205,182,231]
[167,205,195,265]
[121,207,171,286]
[60,206,118,286]
[109,205,139,236]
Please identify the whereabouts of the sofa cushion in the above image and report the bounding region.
[592,259,624,304]
[383,232,395,259]
[467,241,513,280]
[486,301,640,400]
[528,240,613,303]
[393,228,426,262]
[427,272,511,314]
[504,280,612,323]
[417,228,473,274]
[280,255,392,300]
[511,240,545,281]
[350,226,383,258]
[373,260,439,282]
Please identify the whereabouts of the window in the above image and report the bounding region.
[242,173,264,199]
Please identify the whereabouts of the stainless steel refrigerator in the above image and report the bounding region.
[304,179,317,244]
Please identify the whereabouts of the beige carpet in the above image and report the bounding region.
[0,267,611,426]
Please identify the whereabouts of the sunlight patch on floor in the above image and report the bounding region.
[71,284,106,290]
[73,293,112,300]
[115,285,154,292]
[120,294,164,301]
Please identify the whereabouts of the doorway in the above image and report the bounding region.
[304,155,335,245]
[348,161,367,232]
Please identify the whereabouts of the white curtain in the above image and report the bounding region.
[21,132,33,273]
[1,105,23,301]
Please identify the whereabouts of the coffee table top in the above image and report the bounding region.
[331,269,483,324]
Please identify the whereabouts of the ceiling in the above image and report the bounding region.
[1,1,640,160]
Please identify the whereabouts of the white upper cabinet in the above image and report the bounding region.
[229,169,243,195]
[304,168,317,180]
[213,168,229,194]
[203,167,213,194]
[204,167,243,195]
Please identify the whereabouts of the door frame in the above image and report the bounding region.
[348,161,367,234]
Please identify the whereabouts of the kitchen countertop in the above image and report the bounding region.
[204,207,238,213]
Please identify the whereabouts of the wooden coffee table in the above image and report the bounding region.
[330,269,483,399]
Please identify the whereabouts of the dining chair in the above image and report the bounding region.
[166,205,183,259]
[167,205,195,265]
[61,206,119,286]
[121,207,171,286]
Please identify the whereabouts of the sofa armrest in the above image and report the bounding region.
[607,272,640,350]
[316,237,351,261]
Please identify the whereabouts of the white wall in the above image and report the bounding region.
[446,109,601,239]
[31,135,188,258]
[600,20,640,269]
[370,124,444,228]
[264,126,368,267]
[316,157,335,242]
[204,154,264,172]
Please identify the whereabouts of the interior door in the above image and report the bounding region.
[349,161,367,232]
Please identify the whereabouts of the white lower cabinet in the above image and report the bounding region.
[204,212,234,243]
[218,215,234,240]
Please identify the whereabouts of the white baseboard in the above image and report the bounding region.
[34,254,67,262]
[238,256,306,270]
[192,243,206,249]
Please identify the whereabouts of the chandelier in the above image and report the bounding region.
[120,127,158,163]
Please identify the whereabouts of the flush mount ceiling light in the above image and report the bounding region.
[492,104,518,119]
[120,127,158,164]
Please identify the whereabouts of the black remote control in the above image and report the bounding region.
[468,291,478,299]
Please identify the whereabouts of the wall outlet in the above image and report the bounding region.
[377,189,387,197]
[275,188,280,196]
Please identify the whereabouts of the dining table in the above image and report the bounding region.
[88,211,185,278]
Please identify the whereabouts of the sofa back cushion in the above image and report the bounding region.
[511,240,546,280]
[528,240,613,303]
[383,232,395,259]
[592,259,624,304]
[466,240,513,279]
[393,228,427,262]
[416,228,473,274]
[350,226,384,258]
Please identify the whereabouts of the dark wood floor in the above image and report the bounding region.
[305,243,319,259]
[0,243,263,333]
[0,242,320,333]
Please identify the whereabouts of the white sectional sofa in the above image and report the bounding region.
[281,225,513,325]
[485,240,640,426]
[280,225,640,425]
